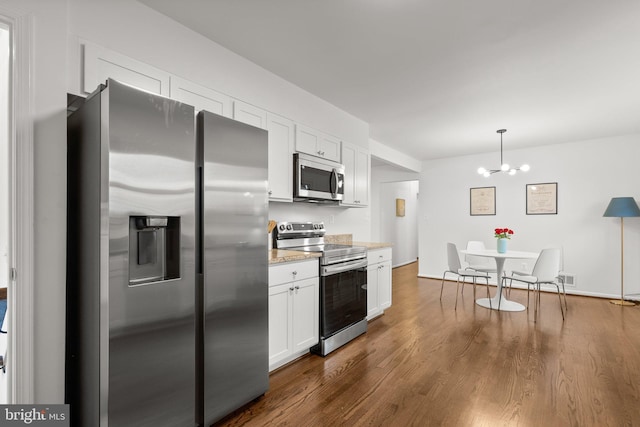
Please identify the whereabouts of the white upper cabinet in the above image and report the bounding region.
[233,100,267,130]
[83,42,170,96]
[341,141,370,207]
[318,133,341,163]
[169,76,232,117]
[266,113,294,202]
[295,124,341,163]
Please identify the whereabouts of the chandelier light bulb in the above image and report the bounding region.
[474,129,531,177]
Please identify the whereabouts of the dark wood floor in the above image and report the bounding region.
[216,262,640,426]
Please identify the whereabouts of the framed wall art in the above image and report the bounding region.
[396,198,405,217]
[470,186,496,216]
[526,182,558,215]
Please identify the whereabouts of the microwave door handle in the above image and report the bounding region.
[330,168,338,198]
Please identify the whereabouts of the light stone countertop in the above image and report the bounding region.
[325,234,393,250]
[269,249,321,265]
[353,241,394,250]
[268,235,392,264]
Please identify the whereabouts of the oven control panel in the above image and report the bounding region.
[274,221,325,237]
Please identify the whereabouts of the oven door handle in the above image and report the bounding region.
[321,258,368,276]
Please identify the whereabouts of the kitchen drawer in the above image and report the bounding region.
[269,259,318,286]
[367,248,392,265]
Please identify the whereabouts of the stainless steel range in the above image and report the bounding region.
[274,221,368,356]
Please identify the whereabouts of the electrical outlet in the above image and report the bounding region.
[521,262,527,270]
[330,215,335,224]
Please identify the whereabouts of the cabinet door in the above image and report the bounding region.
[367,264,380,319]
[318,133,341,162]
[83,42,170,96]
[354,148,370,205]
[341,142,369,207]
[266,113,294,202]
[269,283,293,367]
[378,261,392,310]
[170,76,232,117]
[233,100,267,129]
[341,143,357,205]
[295,124,321,157]
[291,277,319,351]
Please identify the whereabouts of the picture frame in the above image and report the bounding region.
[396,198,405,217]
[526,182,558,215]
[470,186,496,216]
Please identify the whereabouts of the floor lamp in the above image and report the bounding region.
[603,197,640,306]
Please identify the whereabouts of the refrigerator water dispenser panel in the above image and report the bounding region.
[129,216,180,286]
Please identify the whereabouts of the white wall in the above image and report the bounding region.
[419,134,640,298]
[0,0,68,403]
[379,181,419,267]
[0,25,8,288]
[269,202,371,240]
[370,138,422,172]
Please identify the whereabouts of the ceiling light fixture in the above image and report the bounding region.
[477,129,530,177]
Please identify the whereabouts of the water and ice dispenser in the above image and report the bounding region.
[129,216,181,286]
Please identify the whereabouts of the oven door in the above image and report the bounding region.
[319,258,368,338]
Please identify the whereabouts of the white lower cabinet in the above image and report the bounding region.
[269,260,319,371]
[367,248,393,320]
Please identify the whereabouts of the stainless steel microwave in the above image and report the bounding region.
[293,153,345,203]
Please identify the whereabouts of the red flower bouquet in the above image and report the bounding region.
[494,228,514,239]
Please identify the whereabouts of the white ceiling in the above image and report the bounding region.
[141,0,640,161]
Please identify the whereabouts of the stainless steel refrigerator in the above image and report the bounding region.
[196,111,269,426]
[66,79,269,427]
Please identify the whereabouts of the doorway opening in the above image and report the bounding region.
[370,156,420,268]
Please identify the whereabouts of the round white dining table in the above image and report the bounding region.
[460,249,539,311]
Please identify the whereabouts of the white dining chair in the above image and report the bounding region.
[555,246,569,312]
[506,246,568,313]
[464,241,497,275]
[440,243,492,310]
[502,248,563,320]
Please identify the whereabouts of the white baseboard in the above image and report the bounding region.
[393,259,417,268]
[418,273,626,300]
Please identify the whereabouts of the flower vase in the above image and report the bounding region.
[497,238,508,253]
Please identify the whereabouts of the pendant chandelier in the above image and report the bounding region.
[477,129,530,177]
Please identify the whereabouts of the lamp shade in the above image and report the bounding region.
[603,197,640,217]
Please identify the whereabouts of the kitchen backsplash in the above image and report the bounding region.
[325,234,353,244]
